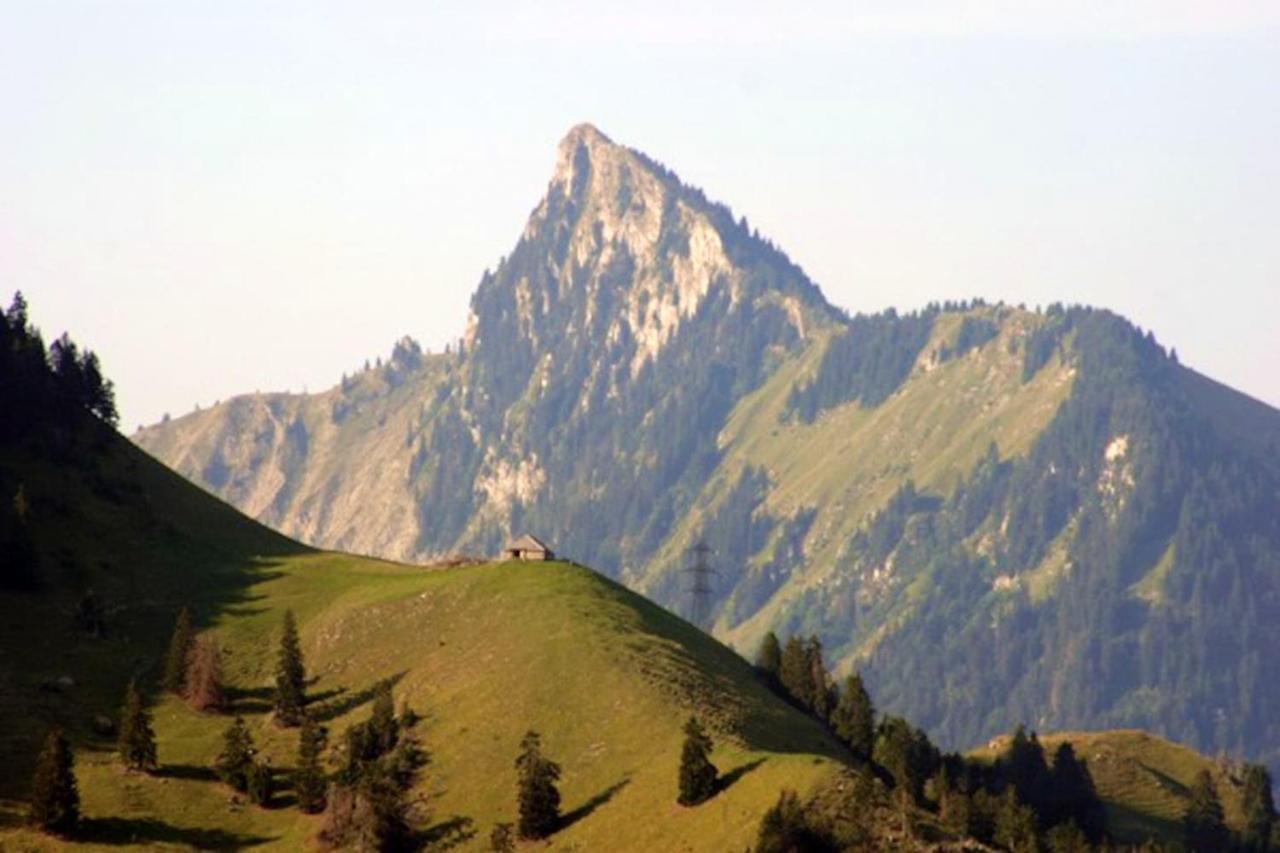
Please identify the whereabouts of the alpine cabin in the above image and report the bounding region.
[504,534,554,562]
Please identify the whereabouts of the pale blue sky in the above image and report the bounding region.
[3,2,1278,429]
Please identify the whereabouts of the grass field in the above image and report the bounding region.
[3,556,849,851]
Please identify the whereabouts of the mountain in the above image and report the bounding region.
[135,124,1280,771]
[138,123,837,563]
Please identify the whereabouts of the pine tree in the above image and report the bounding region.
[805,637,832,720]
[161,606,195,694]
[29,728,79,835]
[830,671,875,761]
[993,788,1040,853]
[244,759,273,807]
[1004,725,1050,817]
[215,716,256,792]
[516,730,561,840]
[184,636,225,712]
[1184,769,1229,853]
[274,609,306,727]
[294,714,328,814]
[361,765,413,849]
[677,716,718,806]
[1243,763,1277,853]
[213,718,274,807]
[779,635,811,708]
[873,715,940,805]
[490,822,516,852]
[1047,743,1104,840]
[79,349,117,426]
[341,721,375,783]
[1044,821,1091,853]
[756,631,782,682]
[754,789,833,853]
[938,770,974,838]
[368,683,398,755]
[321,697,425,850]
[320,769,411,851]
[338,683,402,783]
[6,291,28,330]
[117,678,158,772]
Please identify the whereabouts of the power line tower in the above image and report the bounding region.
[683,539,717,630]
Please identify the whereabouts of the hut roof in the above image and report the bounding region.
[507,534,550,552]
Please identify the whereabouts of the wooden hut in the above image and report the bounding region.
[503,534,554,562]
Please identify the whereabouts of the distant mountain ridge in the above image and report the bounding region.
[135,124,1280,769]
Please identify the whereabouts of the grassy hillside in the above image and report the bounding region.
[974,729,1250,846]
[1,423,850,850]
[0,423,300,797]
[2,555,848,851]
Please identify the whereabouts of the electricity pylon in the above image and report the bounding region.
[684,539,717,630]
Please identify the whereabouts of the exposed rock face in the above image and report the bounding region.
[136,124,1280,768]
[435,123,835,566]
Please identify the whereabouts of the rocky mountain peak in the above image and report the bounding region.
[534,122,679,262]
[551,122,618,185]
[475,123,831,387]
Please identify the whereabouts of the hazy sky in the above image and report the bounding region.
[4,2,1278,429]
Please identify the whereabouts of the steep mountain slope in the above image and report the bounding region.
[0,305,302,797]
[135,337,451,558]
[135,124,1280,770]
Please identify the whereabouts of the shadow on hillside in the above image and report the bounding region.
[560,778,631,831]
[418,815,476,850]
[77,816,274,848]
[0,413,318,800]
[0,802,25,831]
[154,764,218,783]
[307,684,347,705]
[716,757,766,794]
[309,672,406,723]
[225,684,274,714]
[1138,761,1190,797]
[152,764,298,809]
[221,592,273,618]
[266,766,298,811]
[1104,801,1179,847]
